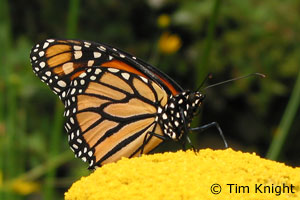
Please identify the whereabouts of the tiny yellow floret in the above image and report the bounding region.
[65,149,300,200]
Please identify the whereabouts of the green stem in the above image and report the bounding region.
[0,0,19,199]
[266,69,300,160]
[191,0,222,145]
[66,0,80,38]
[196,0,222,85]
[1,151,73,192]
[44,102,64,200]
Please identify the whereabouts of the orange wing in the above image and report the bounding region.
[64,67,169,168]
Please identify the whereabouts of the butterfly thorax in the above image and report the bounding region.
[157,91,205,140]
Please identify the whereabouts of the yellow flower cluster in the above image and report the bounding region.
[65,149,300,200]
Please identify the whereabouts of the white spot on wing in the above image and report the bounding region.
[43,42,49,49]
[84,42,91,47]
[74,51,82,59]
[88,60,94,66]
[53,87,61,92]
[79,72,87,78]
[57,80,67,87]
[45,71,51,76]
[62,62,74,74]
[98,46,106,51]
[39,62,46,68]
[140,76,148,83]
[70,88,76,95]
[157,107,162,114]
[162,113,167,120]
[121,72,130,80]
[95,68,101,74]
[73,80,78,86]
[93,52,101,58]
[74,45,82,50]
[108,68,119,73]
[39,51,45,57]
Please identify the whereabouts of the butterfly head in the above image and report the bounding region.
[158,91,205,140]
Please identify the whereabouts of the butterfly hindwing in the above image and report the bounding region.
[64,67,168,168]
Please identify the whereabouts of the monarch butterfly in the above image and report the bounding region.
[30,39,227,169]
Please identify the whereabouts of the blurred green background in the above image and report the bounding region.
[1,0,300,199]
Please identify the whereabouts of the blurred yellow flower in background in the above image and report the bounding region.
[11,179,40,195]
[157,14,171,28]
[158,32,182,54]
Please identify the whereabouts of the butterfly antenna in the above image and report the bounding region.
[196,73,213,91]
[204,73,266,90]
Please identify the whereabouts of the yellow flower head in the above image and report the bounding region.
[65,149,300,200]
[157,14,171,28]
[158,32,182,54]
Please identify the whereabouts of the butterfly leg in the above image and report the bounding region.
[179,109,196,152]
[189,122,228,148]
[139,131,169,156]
